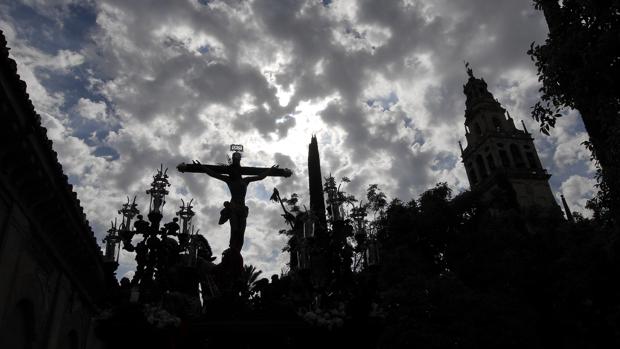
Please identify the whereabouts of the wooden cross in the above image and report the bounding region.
[177,145,292,178]
[176,144,293,252]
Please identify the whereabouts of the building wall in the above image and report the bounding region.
[0,191,104,349]
[510,178,558,211]
[0,30,108,349]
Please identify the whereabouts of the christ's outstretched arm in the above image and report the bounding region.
[199,162,230,182]
[245,165,278,183]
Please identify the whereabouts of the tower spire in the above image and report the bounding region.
[460,73,561,215]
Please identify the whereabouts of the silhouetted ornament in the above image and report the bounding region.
[325,176,346,221]
[271,187,296,229]
[176,199,195,236]
[146,165,170,213]
[103,219,121,263]
[163,218,180,236]
[119,196,140,229]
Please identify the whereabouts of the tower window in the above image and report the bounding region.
[486,154,496,171]
[510,144,525,168]
[467,163,478,184]
[474,122,482,135]
[526,152,537,169]
[492,117,502,132]
[499,150,511,167]
[476,155,488,178]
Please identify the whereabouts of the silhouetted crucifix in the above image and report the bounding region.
[177,144,292,252]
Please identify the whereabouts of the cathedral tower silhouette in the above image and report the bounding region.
[460,67,560,212]
[308,135,327,230]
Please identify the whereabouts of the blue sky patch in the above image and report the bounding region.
[8,2,97,54]
[366,91,399,111]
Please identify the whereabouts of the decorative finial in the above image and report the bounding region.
[560,194,575,223]
[521,120,529,134]
[464,61,474,78]
[146,165,171,213]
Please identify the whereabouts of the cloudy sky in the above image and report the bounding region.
[1,0,596,278]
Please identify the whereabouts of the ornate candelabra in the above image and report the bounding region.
[101,165,221,308]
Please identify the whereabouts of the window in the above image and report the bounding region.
[492,117,502,131]
[476,155,488,178]
[467,163,478,184]
[510,144,525,168]
[474,122,482,135]
[526,152,537,169]
[486,154,496,171]
[499,150,511,167]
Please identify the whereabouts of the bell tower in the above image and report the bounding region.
[460,65,559,212]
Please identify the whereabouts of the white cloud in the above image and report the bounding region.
[3,0,598,277]
[75,97,109,123]
[553,131,591,169]
[53,49,85,70]
[560,175,597,217]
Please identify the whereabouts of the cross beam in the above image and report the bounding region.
[177,163,292,177]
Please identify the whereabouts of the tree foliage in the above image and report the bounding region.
[270,171,619,348]
[373,182,620,348]
[528,0,620,221]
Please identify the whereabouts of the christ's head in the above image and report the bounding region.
[231,152,242,178]
[232,151,242,166]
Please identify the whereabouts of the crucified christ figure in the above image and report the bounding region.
[178,148,292,253]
